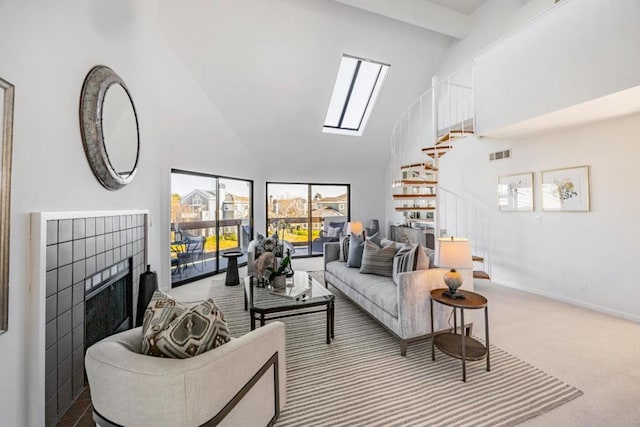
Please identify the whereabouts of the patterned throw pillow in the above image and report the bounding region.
[392,244,431,285]
[141,291,188,355]
[142,292,230,358]
[152,299,231,358]
[346,233,365,268]
[359,240,398,277]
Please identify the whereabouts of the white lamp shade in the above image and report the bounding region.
[346,221,363,236]
[438,237,473,269]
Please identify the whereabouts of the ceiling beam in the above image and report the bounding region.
[333,0,470,39]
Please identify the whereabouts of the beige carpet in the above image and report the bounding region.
[204,272,582,427]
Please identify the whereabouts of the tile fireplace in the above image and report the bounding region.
[31,211,148,427]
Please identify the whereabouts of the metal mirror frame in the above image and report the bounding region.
[79,65,140,191]
[0,77,14,333]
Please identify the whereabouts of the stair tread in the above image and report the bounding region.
[396,179,438,186]
[401,162,428,169]
[393,194,436,199]
[473,270,491,280]
[422,145,453,152]
[395,207,436,211]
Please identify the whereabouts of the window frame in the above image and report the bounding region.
[323,54,390,136]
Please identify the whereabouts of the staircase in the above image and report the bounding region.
[391,65,491,280]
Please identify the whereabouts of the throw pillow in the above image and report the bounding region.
[329,221,346,236]
[152,298,231,358]
[423,247,436,268]
[327,226,341,238]
[359,240,397,277]
[346,233,365,268]
[392,244,430,285]
[367,232,383,247]
[340,235,350,262]
[141,291,188,355]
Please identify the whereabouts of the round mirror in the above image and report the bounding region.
[102,84,138,178]
[80,66,139,190]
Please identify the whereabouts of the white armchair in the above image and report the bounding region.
[85,321,286,427]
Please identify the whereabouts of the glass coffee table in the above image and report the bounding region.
[244,271,335,344]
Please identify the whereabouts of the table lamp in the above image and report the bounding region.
[438,237,473,299]
[346,221,364,238]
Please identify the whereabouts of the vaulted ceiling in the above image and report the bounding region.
[157,0,456,168]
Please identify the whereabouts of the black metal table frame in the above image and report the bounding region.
[430,292,490,382]
[245,279,335,344]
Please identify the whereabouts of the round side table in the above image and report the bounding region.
[222,251,244,286]
[430,288,490,382]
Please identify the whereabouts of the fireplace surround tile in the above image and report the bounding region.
[46,245,57,271]
[41,212,147,426]
[58,289,72,316]
[72,239,85,262]
[72,219,85,240]
[59,219,73,243]
[95,216,105,235]
[46,297,57,323]
[72,260,85,285]
[58,265,73,292]
[85,236,96,258]
[46,220,58,245]
[46,271,57,297]
[85,217,96,238]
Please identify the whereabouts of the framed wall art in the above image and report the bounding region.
[497,172,533,212]
[541,165,589,212]
[0,77,14,333]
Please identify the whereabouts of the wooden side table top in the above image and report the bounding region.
[430,288,487,309]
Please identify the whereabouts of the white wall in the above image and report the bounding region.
[0,1,259,424]
[437,0,556,77]
[0,0,444,423]
[439,112,640,322]
[474,0,640,133]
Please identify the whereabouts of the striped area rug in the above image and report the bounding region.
[209,272,582,427]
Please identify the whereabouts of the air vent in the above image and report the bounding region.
[489,149,511,161]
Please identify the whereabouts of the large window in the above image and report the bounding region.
[266,183,350,257]
[171,169,253,287]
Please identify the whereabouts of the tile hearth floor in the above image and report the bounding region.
[55,387,95,427]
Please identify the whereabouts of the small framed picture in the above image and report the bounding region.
[541,165,590,212]
[497,172,533,212]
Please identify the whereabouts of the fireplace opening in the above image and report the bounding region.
[85,259,133,352]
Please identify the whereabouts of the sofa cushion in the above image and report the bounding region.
[326,261,398,317]
[141,291,188,355]
[346,233,365,268]
[359,240,397,277]
[152,298,231,358]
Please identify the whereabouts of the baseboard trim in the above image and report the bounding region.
[492,278,640,324]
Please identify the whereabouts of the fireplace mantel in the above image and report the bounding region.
[29,210,148,427]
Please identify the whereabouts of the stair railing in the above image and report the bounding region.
[434,64,475,138]
[438,186,491,277]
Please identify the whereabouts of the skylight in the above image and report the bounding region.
[323,55,390,136]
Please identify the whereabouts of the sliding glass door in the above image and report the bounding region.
[171,169,253,286]
[266,183,350,257]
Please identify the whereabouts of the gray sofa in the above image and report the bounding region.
[323,241,473,356]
